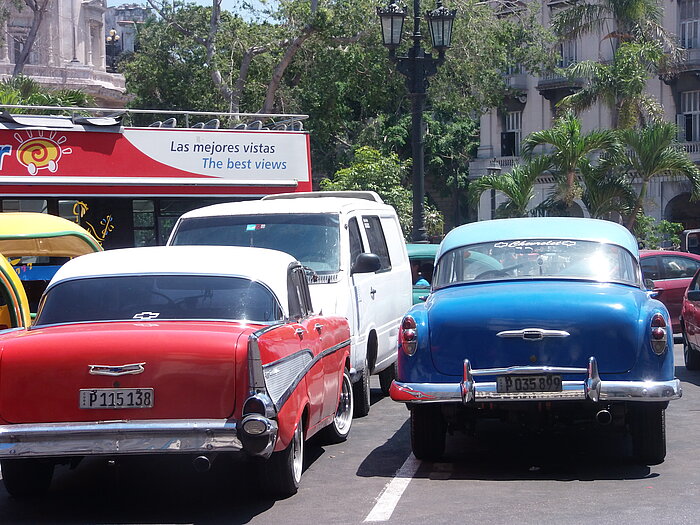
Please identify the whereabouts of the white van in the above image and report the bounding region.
[167,191,412,417]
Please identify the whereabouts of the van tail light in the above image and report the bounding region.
[400,316,418,356]
[650,313,667,355]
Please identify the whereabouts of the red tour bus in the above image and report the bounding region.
[0,106,311,249]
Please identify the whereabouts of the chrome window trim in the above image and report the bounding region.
[29,318,283,331]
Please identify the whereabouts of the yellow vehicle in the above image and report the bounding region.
[0,213,102,326]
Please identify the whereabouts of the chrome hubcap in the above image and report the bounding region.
[334,373,353,434]
[291,423,303,483]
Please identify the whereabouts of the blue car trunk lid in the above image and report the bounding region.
[428,281,645,377]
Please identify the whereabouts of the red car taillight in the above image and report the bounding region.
[400,316,418,356]
[650,313,667,355]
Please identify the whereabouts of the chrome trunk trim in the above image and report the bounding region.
[0,418,279,458]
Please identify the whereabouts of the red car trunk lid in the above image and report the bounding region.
[0,322,251,423]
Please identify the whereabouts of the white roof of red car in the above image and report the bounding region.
[49,245,297,311]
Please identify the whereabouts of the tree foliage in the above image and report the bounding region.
[0,75,93,111]
[521,111,622,205]
[618,121,700,230]
[319,146,443,239]
[468,156,552,218]
[634,215,684,250]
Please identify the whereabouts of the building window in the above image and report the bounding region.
[557,38,577,68]
[501,111,522,156]
[679,91,700,142]
[681,0,700,49]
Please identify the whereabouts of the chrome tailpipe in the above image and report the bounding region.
[595,409,612,426]
[192,455,212,472]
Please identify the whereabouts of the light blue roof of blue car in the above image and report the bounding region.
[438,217,639,260]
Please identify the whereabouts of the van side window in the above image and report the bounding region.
[348,217,363,267]
[363,216,391,270]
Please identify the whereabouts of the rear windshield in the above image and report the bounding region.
[35,275,283,325]
[434,239,640,288]
[171,214,340,274]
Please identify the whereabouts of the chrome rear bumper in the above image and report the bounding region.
[390,357,682,404]
[0,418,278,459]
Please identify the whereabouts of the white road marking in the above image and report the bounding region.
[364,453,421,522]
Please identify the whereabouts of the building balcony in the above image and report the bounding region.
[0,63,130,108]
[506,73,528,92]
[681,141,700,164]
[468,155,522,179]
[536,72,584,101]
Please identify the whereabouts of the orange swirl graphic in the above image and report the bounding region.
[17,139,59,169]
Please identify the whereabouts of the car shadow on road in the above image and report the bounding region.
[358,418,655,483]
[675,364,700,387]
[0,454,278,525]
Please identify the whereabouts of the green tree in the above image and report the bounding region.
[578,160,635,219]
[521,111,622,206]
[634,215,684,250]
[552,0,680,60]
[558,41,664,128]
[0,75,93,112]
[619,122,700,230]
[319,146,443,239]
[468,156,552,218]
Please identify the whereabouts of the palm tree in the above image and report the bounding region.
[619,121,700,230]
[579,160,636,219]
[0,76,93,113]
[552,0,681,62]
[469,156,552,218]
[521,111,622,206]
[558,41,663,128]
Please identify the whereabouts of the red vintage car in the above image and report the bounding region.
[640,250,700,333]
[681,267,700,370]
[0,246,353,498]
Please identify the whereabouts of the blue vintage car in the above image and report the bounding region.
[390,217,681,464]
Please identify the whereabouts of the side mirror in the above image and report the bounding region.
[644,278,655,290]
[352,253,381,274]
[688,290,700,302]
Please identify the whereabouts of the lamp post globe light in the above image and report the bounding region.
[105,28,121,73]
[377,1,456,243]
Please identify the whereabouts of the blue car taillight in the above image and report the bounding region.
[400,316,418,356]
[650,313,668,355]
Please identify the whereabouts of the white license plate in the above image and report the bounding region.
[80,388,154,409]
[496,375,562,393]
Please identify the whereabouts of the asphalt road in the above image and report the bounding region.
[1,342,698,524]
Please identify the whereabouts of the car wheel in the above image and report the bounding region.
[353,356,371,418]
[265,420,304,498]
[378,362,397,396]
[319,369,354,444]
[410,405,446,461]
[0,458,54,498]
[630,404,666,465]
[683,333,700,370]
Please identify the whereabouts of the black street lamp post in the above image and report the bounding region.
[105,28,121,73]
[377,1,455,243]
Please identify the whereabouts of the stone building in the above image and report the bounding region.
[469,0,700,230]
[0,0,130,107]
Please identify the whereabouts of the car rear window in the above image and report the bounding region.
[434,240,640,288]
[35,275,283,325]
